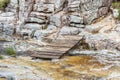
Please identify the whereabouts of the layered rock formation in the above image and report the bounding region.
[2,0,119,54]
[0,0,112,41]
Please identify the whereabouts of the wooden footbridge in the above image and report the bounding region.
[29,35,83,59]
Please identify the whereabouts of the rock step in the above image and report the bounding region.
[37,47,70,52]
[29,51,64,56]
[30,35,83,59]
[31,54,60,59]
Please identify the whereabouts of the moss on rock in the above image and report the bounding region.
[0,0,10,10]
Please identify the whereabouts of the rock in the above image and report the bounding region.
[26,17,45,24]
[85,25,103,33]
[60,26,79,35]
[0,0,113,52]
[10,0,18,4]
[23,23,43,30]
[98,7,109,17]
[77,30,120,50]
[83,10,98,24]
[85,15,116,33]
[54,0,66,11]
[69,15,83,24]
[70,24,85,28]
[80,0,112,24]
[20,29,32,39]
[0,12,15,17]
[50,12,63,27]
[68,0,81,12]
[30,12,50,19]
[0,16,15,23]
[47,25,57,31]
[0,23,14,36]
[116,24,120,32]
[113,9,119,18]
[34,30,50,40]
[34,4,54,13]
[35,0,55,4]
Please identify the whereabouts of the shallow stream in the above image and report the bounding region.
[0,50,120,80]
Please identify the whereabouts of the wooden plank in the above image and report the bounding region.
[35,47,70,52]
[44,35,82,40]
[46,40,79,47]
[44,38,81,43]
[30,35,83,59]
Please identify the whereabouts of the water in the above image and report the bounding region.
[0,50,120,80]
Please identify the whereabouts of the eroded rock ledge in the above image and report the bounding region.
[1,0,117,53]
[0,0,112,41]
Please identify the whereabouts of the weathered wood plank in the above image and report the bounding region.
[30,35,83,59]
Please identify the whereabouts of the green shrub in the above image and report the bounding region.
[5,47,16,56]
[112,2,120,20]
[0,0,10,10]
[117,9,120,19]
[112,2,120,9]
[42,25,48,30]
[0,55,3,59]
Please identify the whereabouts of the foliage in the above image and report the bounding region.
[112,2,120,19]
[0,0,10,10]
[0,55,3,59]
[42,25,48,30]
[112,2,120,9]
[118,9,120,19]
[5,47,16,56]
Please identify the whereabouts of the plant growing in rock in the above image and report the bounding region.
[0,55,3,59]
[0,0,10,10]
[42,25,48,30]
[117,9,120,19]
[5,47,16,57]
[112,2,120,19]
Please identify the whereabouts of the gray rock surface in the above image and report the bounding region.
[0,0,112,51]
[60,26,79,35]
